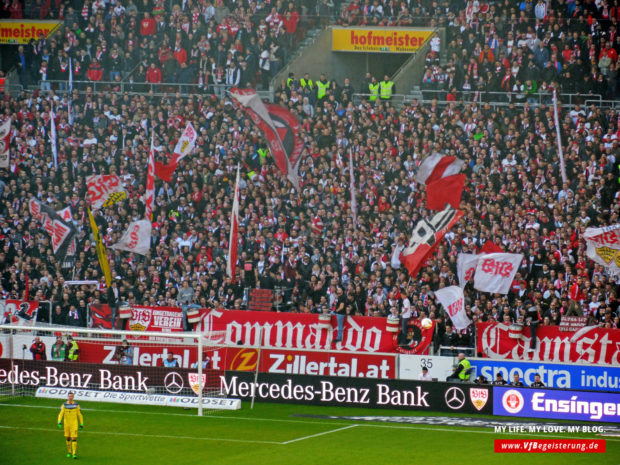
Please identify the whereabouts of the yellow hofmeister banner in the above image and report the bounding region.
[332,27,434,53]
[0,20,62,44]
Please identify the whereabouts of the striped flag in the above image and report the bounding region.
[227,164,240,284]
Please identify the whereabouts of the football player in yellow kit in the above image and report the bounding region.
[57,392,84,459]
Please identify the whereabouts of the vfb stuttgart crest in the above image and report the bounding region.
[188,373,206,396]
[469,388,488,411]
[129,307,151,331]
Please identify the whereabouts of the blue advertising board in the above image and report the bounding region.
[470,359,620,392]
[493,386,620,423]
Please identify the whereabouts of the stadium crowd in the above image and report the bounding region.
[0,0,619,350]
[8,0,331,92]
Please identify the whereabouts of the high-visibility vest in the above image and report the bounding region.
[0,78,5,93]
[380,81,394,99]
[368,82,379,101]
[286,77,295,88]
[67,341,79,361]
[300,78,313,90]
[316,80,329,99]
[458,358,471,381]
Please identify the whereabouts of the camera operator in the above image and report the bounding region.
[112,339,133,365]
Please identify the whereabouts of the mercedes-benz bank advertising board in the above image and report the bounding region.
[469,359,620,391]
[221,371,492,414]
[494,386,620,423]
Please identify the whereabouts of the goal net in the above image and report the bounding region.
[0,324,240,415]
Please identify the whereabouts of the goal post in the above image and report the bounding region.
[0,324,240,414]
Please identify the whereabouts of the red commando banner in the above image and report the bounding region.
[477,322,620,365]
[74,341,396,379]
[197,309,433,354]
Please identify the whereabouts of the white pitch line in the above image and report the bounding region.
[0,403,352,426]
[0,425,281,445]
[2,403,618,443]
[280,425,359,445]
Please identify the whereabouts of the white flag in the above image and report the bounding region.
[56,206,72,222]
[473,252,523,294]
[0,118,10,168]
[457,253,480,288]
[226,164,240,283]
[435,286,471,331]
[584,225,620,277]
[415,152,464,185]
[173,122,198,162]
[50,109,58,169]
[110,220,152,256]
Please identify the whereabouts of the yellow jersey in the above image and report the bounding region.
[58,401,83,427]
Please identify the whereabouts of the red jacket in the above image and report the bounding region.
[173,48,187,65]
[87,62,103,81]
[140,17,156,36]
[146,66,162,83]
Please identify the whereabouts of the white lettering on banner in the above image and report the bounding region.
[266,353,392,378]
[478,322,620,365]
[476,365,571,388]
[198,310,384,352]
[531,392,619,421]
[35,387,241,410]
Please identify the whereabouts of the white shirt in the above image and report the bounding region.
[419,372,433,381]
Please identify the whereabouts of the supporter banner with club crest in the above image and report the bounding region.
[584,225,620,277]
[86,175,127,210]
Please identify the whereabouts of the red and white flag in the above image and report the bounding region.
[0,118,11,168]
[457,253,479,288]
[584,225,620,277]
[435,286,471,331]
[144,134,155,221]
[229,88,303,190]
[473,252,523,294]
[479,240,503,254]
[56,206,72,222]
[415,153,464,185]
[110,219,152,256]
[426,173,466,210]
[154,123,198,181]
[227,165,240,283]
[400,205,464,278]
[349,148,357,225]
[86,174,126,210]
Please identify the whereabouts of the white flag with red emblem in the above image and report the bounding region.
[0,118,11,168]
[226,165,240,283]
[110,219,152,256]
[144,133,155,221]
[435,285,471,331]
[473,253,523,294]
[457,253,479,288]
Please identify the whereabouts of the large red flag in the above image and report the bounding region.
[229,88,303,190]
[415,153,464,185]
[227,165,240,283]
[154,123,198,182]
[426,173,466,210]
[400,205,464,278]
[479,240,504,254]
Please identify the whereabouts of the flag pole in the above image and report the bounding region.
[349,147,357,226]
[227,164,240,283]
[552,88,567,184]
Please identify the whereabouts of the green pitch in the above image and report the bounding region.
[0,397,617,465]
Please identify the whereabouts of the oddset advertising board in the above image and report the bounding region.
[477,321,620,365]
[493,386,620,423]
[221,371,492,414]
[469,358,620,392]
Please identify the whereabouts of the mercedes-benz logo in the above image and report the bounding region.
[164,372,184,394]
[445,386,466,410]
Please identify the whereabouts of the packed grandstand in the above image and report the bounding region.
[0,0,618,357]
